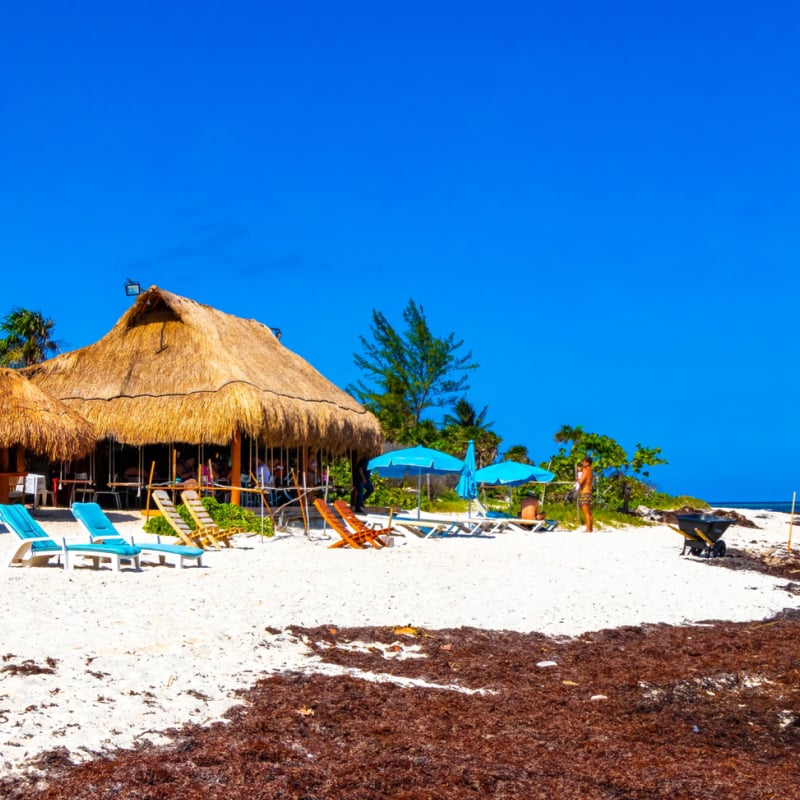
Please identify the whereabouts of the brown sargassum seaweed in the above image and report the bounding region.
[5,549,800,800]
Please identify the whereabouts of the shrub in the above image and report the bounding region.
[143,496,273,537]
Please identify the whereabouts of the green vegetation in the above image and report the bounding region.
[1,299,699,519]
[349,299,478,445]
[546,424,669,512]
[143,496,273,537]
[0,307,60,367]
[646,493,709,511]
[348,299,701,514]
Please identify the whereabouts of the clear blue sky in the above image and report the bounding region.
[3,2,799,501]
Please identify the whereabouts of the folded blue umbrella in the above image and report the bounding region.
[456,440,478,501]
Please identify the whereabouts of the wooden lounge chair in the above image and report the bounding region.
[332,500,394,546]
[313,499,385,549]
[0,503,141,572]
[71,502,204,569]
[151,489,217,550]
[180,489,242,548]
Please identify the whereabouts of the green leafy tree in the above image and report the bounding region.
[630,444,668,478]
[0,308,60,367]
[547,425,668,511]
[350,300,477,441]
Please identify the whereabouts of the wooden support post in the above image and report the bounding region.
[0,447,9,504]
[230,429,242,505]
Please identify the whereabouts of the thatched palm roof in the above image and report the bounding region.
[0,368,97,459]
[24,286,382,453]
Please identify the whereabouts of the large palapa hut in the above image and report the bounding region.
[24,286,382,500]
[0,368,97,503]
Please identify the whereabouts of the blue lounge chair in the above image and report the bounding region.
[71,502,204,569]
[0,503,141,572]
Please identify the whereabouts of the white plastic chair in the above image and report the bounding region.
[24,474,54,508]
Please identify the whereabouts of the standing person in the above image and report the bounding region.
[577,456,593,532]
[255,458,273,507]
[256,458,272,488]
[353,456,374,513]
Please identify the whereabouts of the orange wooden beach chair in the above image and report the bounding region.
[332,500,395,544]
[313,498,387,549]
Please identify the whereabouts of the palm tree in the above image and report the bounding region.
[554,424,584,451]
[503,444,531,464]
[442,398,499,466]
[0,308,60,367]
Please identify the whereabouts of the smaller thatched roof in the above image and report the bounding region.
[0,368,98,460]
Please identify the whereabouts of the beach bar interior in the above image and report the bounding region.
[20,286,382,509]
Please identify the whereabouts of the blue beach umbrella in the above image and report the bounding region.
[368,445,465,518]
[475,461,555,517]
[456,440,478,499]
[474,461,555,486]
[456,440,478,514]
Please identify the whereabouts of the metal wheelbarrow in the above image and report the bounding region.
[669,513,733,558]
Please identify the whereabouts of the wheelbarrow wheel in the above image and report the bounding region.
[712,540,727,558]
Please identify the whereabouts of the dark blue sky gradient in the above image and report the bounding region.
[3,2,799,499]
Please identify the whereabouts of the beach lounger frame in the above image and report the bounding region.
[151,490,216,549]
[71,502,204,569]
[332,500,396,544]
[313,499,386,549]
[0,503,141,572]
[180,489,242,548]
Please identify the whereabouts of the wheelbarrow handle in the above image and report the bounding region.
[692,527,714,546]
[667,524,714,547]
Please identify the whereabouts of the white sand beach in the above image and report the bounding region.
[1,506,798,777]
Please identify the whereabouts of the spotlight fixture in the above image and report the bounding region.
[124,278,142,297]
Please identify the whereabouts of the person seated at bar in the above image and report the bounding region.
[123,465,144,481]
[176,457,197,485]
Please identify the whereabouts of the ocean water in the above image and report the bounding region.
[709,500,798,514]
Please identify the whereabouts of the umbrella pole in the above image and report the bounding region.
[291,468,309,535]
[417,470,422,519]
[540,460,553,507]
[789,491,796,554]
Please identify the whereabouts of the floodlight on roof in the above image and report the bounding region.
[124,279,141,297]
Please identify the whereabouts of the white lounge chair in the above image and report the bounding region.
[0,503,141,572]
[71,502,204,569]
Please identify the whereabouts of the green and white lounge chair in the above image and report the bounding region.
[71,502,203,569]
[0,503,141,572]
